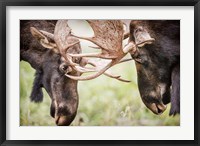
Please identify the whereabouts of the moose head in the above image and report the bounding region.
[129,20,180,115]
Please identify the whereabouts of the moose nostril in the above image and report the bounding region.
[157,107,163,114]
[156,104,167,115]
[147,102,167,115]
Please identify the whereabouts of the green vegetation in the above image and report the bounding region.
[20,60,180,126]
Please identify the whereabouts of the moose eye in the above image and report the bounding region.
[59,63,68,73]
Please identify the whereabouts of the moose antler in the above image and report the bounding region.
[36,20,132,82]
[65,20,137,81]
[35,20,156,82]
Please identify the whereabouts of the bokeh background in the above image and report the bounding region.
[20,20,180,126]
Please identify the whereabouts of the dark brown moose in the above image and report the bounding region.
[64,20,180,116]
[20,20,83,126]
[129,20,180,116]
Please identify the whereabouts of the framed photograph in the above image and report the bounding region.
[0,0,199,145]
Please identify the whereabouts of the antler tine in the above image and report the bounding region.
[40,30,54,40]
[103,71,131,82]
[88,46,101,49]
[65,60,114,81]
[73,65,96,73]
[113,77,131,82]
[64,41,80,52]
[69,52,102,58]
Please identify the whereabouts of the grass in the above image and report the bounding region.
[20,59,180,126]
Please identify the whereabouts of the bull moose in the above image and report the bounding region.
[62,20,180,116]
[20,20,84,126]
[61,20,180,116]
[129,20,180,116]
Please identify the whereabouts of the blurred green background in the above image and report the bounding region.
[20,20,180,126]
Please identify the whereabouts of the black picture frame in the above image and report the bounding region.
[0,0,199,145]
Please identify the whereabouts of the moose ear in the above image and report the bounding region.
[30,27,56,49]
